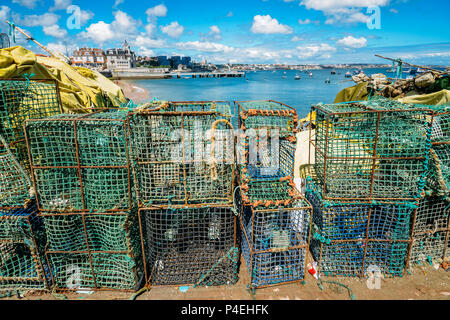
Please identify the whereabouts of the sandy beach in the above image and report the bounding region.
[114,80,151,103]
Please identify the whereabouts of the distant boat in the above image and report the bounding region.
[309,72,313,77]
[345,72,352,78]
[325,78,331,84]
[282,75,287,79]
[295,75,301,80]
[353,69,362,75]
[331,69,336,75]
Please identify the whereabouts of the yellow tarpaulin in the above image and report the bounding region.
[334,82,371,103]
[0,46,128,113]
[397,89,450,105]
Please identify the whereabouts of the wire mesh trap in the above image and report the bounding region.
[42,211,143,291]
[240,191,312,289]
[236,100,298,139]
[128,101,235,206]
[0,79,62,171]
[409,195,449,265]
[306,178,415,277]
[0,205,51,291]
[140,205,239,287]
[426,145,450,195]
[237,101,298,207]
[25,112,133,213]
[310,101,434,201]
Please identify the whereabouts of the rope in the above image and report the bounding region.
[8,21,15,43]
[317,279,356,300]
[194,247,239,288]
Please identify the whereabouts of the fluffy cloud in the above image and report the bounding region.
[146,4,168,17]
[78,10,95,26]
[134,35,167,48]
[176,41,234,53]
[12,0,38,9]
[337,36,367,48]
[208,25,221,40]
[113,0,124,8]
[300,0,389,25]
[251,15,293,34]
[50,0,72,11]
[0,6,10,21]
[83,21,115,43]
[18,13,60,27]
[43,25,68,38]
[296,43,336,59]
[161,21,184,38]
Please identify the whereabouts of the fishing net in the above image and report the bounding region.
[129,102,234,206]
[141,205,239,287]
[312,101,433,201]
[0,79,62,171]
[426,146,450,195]
[237,100,298,139]
[306,178,415,277]
[240,192,312,288]
[25,112,133,213]
[409,195,449,265]
[0,205,51,290]
[42,211,143,291]
[237,101,298,207]
[0,135,33,208]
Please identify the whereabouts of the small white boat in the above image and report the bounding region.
[325,78,331,84]
[295,75,301,80]
[309,72,313,77]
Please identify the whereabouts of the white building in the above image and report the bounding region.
[105,40,137,70]
[71,48,106,70]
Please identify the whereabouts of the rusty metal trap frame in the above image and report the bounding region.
[426,145,450,196]
[0,79,63,172]
[40,210,144,291]
[240,189,312,289]
[0,204,51,291]
[128,101,235,207]
[24,111,134,213]
[310,100,436,202]
[408,194,449,266]
[139,204,239,287]
[306,177,417,278]
[236,100,298,207]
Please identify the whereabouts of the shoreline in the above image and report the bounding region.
[114,80,151,103]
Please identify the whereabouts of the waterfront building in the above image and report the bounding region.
[157,56,170,67]
[71,47,106,70]
[105,40,137,70]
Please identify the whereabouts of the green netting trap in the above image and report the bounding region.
[0,135,34,208]
[42,211,143,291]
[0,79,62,171]
[129,102,235,206]
[409,195,449,265]
[312,100,434,201]
[25,112,133,213]
[0,205,51,291]
[140,205,239,287]
[240,192,312,289]
[306,178,415,277]
[426,145,450,195]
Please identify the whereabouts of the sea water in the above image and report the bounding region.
[129,68,395,118]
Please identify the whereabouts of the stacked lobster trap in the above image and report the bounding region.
[409,105,450,266]
[128,101,240,287]
[0,78,61,292]
[306,98,439,277]
[24,111,144,291]
[236,100,313,289]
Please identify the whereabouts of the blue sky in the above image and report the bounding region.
[1,0,449,64]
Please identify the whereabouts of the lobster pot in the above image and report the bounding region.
[240,194,312,288]
[306,178,415,277]
[140,205,239,287]
[129,101,234,206]
[410,195,449,265]
[0,79,62,171]
[0,205,51,291]
[25,112,133,213]
[311,98,433,201]
[42,211,143,291]
[429,108,450,143]
[237,100,298,206]
[426,145,450,195]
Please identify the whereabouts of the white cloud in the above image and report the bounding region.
[19,13,60,27]
[43,25,68,38]
[298,19,311,24]
[146,4,168,17]
[134,35,167,48]
[390,8,398,13]
[145,23,156,36]
[251,15,293,34]
[161,21,184,38]
[50,0,72,11]
[12,0,38,9]
[79,10,94,26]
[83,21,115,43]
[209,25,221,40]
[0,6,10,21]
[113,0,124,8]
[291,35,303,42]
[296,43,336,59]
[47,41,76,56]
[176,41,234,53]
[337,35,367,48]
[112,10,139,34]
